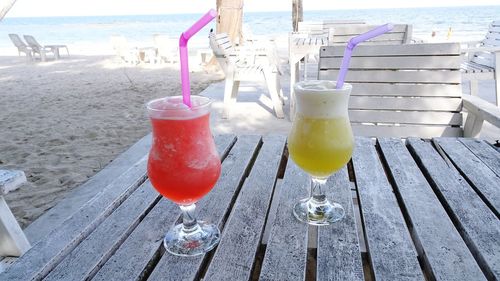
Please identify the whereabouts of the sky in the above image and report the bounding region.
[5,0,500,18]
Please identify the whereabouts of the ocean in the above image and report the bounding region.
[1,5,499,54]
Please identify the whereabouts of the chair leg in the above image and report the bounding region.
[264,71,285,119]
[0,196,31,257]
[223,77,238,119]
[494,70,499,106]
[470,79,479,97]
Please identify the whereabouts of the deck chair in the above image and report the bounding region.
[461,21,500,105]
[153,34,178,64]
[8,34,32,61]
[110,35,140,65]
[330,24,413,45]
[0,170,30,257]
[23,35,69,62]
[209,32,284,119]
[318,42,500,138]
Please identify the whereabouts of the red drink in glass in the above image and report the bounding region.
[146,95,221,256]
[148,114,221,205]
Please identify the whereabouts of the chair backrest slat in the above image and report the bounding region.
[330,24,412,45]
[23,35,42,51]
[318,42,463,138]
[473,21,500,68]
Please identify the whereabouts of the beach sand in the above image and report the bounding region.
[0,54,222,228]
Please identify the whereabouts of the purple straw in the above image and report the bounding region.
[336,23,394,89]
[179,9,217,107]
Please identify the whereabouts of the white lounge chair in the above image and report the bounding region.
[23,35,69,62]
[153,34,178,64]
[318,42,500,138]
[0,170,30,257]
[110,35,140,65]
[461,20,500,105]
[209,32,284,119]
[7,34,32,61]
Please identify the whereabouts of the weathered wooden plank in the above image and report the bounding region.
[331,32,406,43]
[319,69,461,84]
[333,24,408,35]
[317,167,364,281]
[43,181,160,281]
[0,156,149,281]
[320,43,461,57]
[349,97,462,111]
[320,56,461,70]
[351,125,463,138]
[434,138,500,216]
[378,138,486,280]
[351,137,424,280]
[214,134,238,161]
[259,158,309,281]
[408,138,500,280]
[24,133,152,244]
[459,138,500,177]
[347,83,462,97]
[203,135,286,281]
[95,135,261,281]
[349,110,463,126]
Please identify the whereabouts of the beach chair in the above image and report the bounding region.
[7,34,32,61]
[318,42,500,138]
[0,170,31,257]
[110,35,140,65]
[23,35,69,62]
[329,24,413,45]
[298,20,366,44]
[153,34,178,64]
[209,32,284,119]
[461,20,500,105]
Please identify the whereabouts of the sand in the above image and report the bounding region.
[0,54,222,228]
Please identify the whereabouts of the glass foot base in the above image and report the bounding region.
[164,221,220,256]
[293,198,345,226]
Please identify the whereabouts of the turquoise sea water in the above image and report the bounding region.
[1,6,499,51]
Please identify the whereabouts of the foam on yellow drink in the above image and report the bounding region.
[288,80,354,178]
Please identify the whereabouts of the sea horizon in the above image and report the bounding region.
[1,5,499,55]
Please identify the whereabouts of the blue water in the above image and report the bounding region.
[1,6,499,52]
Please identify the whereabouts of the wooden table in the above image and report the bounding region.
[289,35,329,119]
[1,135,499,281]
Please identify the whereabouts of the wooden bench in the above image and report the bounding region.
[318,42,500,138]
[209,32,284,119]
[461,20,500,105]
[290,24,414,119]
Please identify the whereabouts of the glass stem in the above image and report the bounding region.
[310,177,328,204]
[179,204,200,234]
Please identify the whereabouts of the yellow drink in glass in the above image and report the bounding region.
[288,116,353,178]
[289,80,353,225]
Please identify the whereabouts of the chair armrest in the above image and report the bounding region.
[462,95,500,128]
[462,46,500,53]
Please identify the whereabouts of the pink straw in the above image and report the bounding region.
[179,9,217,107]
[336,24,394,89]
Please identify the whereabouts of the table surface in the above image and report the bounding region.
[1,135,499,281]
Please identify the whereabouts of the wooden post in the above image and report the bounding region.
[216,0,244,45]
[292,0,303,32]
